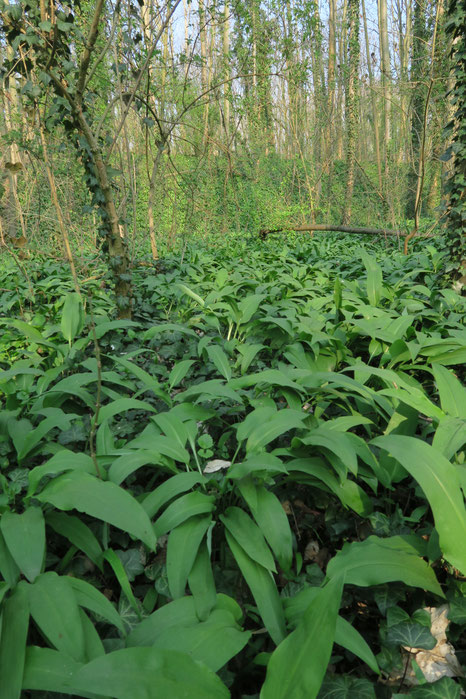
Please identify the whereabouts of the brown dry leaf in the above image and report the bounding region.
[387,605,464,686]
[293,499,319,515]
[282,500,292,515]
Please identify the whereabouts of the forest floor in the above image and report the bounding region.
[0,232,465,698]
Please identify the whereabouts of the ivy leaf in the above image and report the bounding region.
[318,675,376,698]
[409,677,461,698]
[115,549,145,582]
[386,622,436,650]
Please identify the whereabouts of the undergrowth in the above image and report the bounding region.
[0,233,465,698]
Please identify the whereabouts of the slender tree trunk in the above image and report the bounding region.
[378,0,391,185]
[325,0,337,194]
[336,0,348,160]
[362,0,383,193]
[1,11,27,252]
[342,0,360,225]
[223,1,231,141]
[406,0,428,218]
[199,0,209,147]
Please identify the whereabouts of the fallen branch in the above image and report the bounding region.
[259,224,404,239]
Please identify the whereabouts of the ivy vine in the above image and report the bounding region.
[443,0,466,273]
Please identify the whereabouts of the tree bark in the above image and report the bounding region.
[259,224,404,238]
[341,0,360,225]
[362,0,383,193]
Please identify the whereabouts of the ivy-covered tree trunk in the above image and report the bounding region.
[341,0,360,225]
[406,0,429,219]
[0,0,133,318]
[444,0,466,276]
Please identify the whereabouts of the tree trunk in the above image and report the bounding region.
[378,0,391,190]
[325,0,337,194]
[406,0,428,218]
[362,0,383,193]
[342,0,360,225]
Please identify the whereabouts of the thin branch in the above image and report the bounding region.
[76,0,106,106]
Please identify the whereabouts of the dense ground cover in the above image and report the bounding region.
[0,233,465,698]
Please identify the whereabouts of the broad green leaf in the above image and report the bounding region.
[188,540,217,620]
[228,453,288,480]
[0,367,43,383]
[0,531,20,586]
[66,647,229,698]
[115,548,144,581]
[93,318,140,338]
[17,410,77,460]
[334,277,342,310]
[112,356,170,404]
[46,512,103,570]
[151,411,189,449]
[21,647,91,696]
[0,583,29,699]
[0,582,8,606]
[60,293,84,346]
[238,294,266,323]
[301,426,358,475]
[261,576,344,699]
[79,608,105,661]
[335,616,379,674]
[96,420,115,455]
[175,379,242,403]
[380,387,445,421]
[7,319,58,351]
[431,364,466,418]
[127,596,199,647]
[207,345,232,381]
[142,472,206,518]
[124,433,190,465]
[97,398,157,424]
[103,549,141,616]
[284,587,379,674]
[237,343,264,373]
[68,577,125,633]
[7,417,33,457]
[238,408,305,452]
[225,529,286,645]
[361,252,383,307]
[108,450,164,485]
[239,480,293,572]
[168,359,195,388]
[153,492,215,538]
[230,369,302,392]
[177,283,205,306]
[148,607,250,672]
[28,450,97,497]
[166,515,212,598]
[220,507,276,572]
[432,418,466,460]
[424,347,466,366]
[37,470,156,551]
[338,479,373,516]
[0,507,45,582]
[288,458,371,514]
[28,572,85,662]
[372,435,466,575]
[386,622,436,649]
[326,536,443,596]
